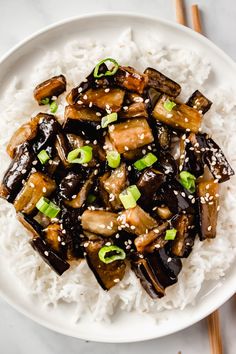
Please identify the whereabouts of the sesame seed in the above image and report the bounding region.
[105,88,110,93]
[123,106,128,111]
[78,87,82,93]
[61,242,66,246]
[207,226,212,231]
[113,278,120,283]
[32,160,37,166]
[96,112,102,116]
[44,251,49,257]
[77,100,83,105]
[89,102,93,108]
[62,230,66,234]
[96,125,101,130]
[21,169,27,174]
[167,257,172,263]
[42,187,47,193]
[83,94,88,100]
[30,183,35,188]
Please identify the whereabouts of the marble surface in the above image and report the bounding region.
[0,0,235,353]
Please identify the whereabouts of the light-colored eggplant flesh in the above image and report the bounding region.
[81,210,118,237]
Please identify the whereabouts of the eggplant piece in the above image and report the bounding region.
[17,212,42,238]
[80,88,125,112]
[14,172,56,214]
[155,122,171,151]
[45,156,61,177]
[137,168,165,206]
[117,205,157,236]
[144,68,181,98]
[85,238,126,290]
[180,133,205,178]
[102,163,128,211]
[66,133,84,149]
[43,223,65,254]
[98,172,113,209]
[196,133,234,183]
[114,66,148,94]
[64,104,101,124]
[59,171,82,200]
[197,180,219,240]
[154,247,182,287]
[186,90,212,114]
[171,214,195,258]
[65,170,96,208]
[31,237,70,276]
[108,118,154,154]
[156,206,172,220]
[81,210,118,237]
[6,115,40,158]
[134,222,169,253]
[32,113,60,152]
[55,133,71,168]
[157,151,178,178]
[146,88,162,112]
[119,102,148,119]
[113,230,136,255]
[152,95,202,133]
[34,75,66,104]
[0,143,35,202]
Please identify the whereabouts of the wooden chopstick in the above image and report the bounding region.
[191,4,202,33]
[175,2,223,354]
[207,311,223,354]
[175,0,187,26]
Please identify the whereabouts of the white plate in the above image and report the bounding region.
[0,13,236,343]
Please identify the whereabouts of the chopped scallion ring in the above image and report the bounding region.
[106,151,120,168]
[98,245,126,264]
[165,228,177,240]
[119,185,141,209]
[40,97,50,105]
[87,194,96,204]
[127,185,141,202]
[67,146,93,164]
[93,58,119,78]
[101,112,118,128]
[179,171,196,193]
[163,99,176,112]
[36,197,60,218]
[50,101,58,113]
[37,150,50,165]
[133,153,158,171]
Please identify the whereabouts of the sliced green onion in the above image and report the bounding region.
[119,189,137,209]
[40,97,50,105]
[133,153,158,171]
[36,197,60,218]
[93,58,119,79]
[179,171,196,193]
[101,113,118,128]
[37,150,50,165]
[98,245,126,264]
[87,194,96,204]
[165,228,177,241]
[50,101,58,113]
[127,185,141,202]
[67,146,93,164]
[163,99,176,112]
[106,151,120,168]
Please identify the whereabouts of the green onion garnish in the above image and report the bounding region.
[37,150,50,165]
[87,194,96,204]
[179,171,196,193]
[40,97,50,105]
[133,153,158,171]
[119,185,141,209]
[165,228,177,240]
[36,197,60,218]
[163,99,176,112]
[50,101,58,113]
[101,112,118,128]
[67,146,93,164]
[93,58,119,79]
[106,151,120,168]
[98,245,126,264]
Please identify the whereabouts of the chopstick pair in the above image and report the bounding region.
[174,1,223,354]
[175,0,202,33]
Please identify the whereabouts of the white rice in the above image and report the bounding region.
[1,29,236,323]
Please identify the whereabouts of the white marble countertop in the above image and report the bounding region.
[0,1,236,353]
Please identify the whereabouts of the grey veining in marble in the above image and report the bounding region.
[0,0,235,353]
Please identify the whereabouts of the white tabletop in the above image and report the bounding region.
[0,1,235,353]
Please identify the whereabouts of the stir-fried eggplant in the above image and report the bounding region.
[144,67,181,98]
[153,94,202,133]
[0,58,234,299]
[186,90,212,114]
[197,180,219,240]
[34,75,66,104]
[108,118,154,153]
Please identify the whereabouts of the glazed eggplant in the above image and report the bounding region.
[171,214,195,257]
[137,167,165,206]
[197,180,219,240]
[108,118,154,153]
[180,133,205,178]
[154,122,171,151]
[80,88,125,112]
[144,67,181,98]
[114,66,148,94]
[34,75,66,104]
[81,210,118,237]
[31,237,70,275]
[17,212,42,238]
[32,113,60,152]
[186,90,212,114]
[59,171,82,200]
[153,95,202,133]
[55,133,71,168]
[134,222,169,253]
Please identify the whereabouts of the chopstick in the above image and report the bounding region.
[174,3,224,354]
[207,311,223,354]
[175,0,187,26]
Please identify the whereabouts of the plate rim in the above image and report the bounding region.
[0,11,236,343]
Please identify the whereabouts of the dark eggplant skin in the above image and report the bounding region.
[1,143,35,202]
[181,135,204,178]
[196,133,234,183]
[32,113,60,152]
[186,90,212,114]
[30,237,70,276]
[17,212,43,238]
[34,75,66,104]
[59,171,82,200]
[157,152,178,179]
[146,88,162,112]
[144,67,181,98]
[137,168,165,207]
[154,247,182,287]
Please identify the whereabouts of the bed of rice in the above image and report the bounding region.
[0,29,236,322]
